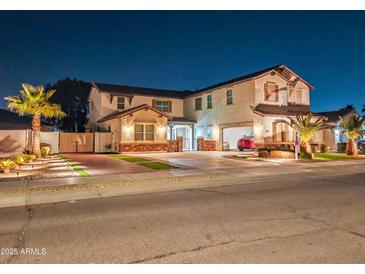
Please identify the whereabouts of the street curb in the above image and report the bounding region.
[0,172,233,208]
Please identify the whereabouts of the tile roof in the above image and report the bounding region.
[94,83,193,99]
[92,64,314,99]
[316,107,355,123]
[97,104,170,123]
[170,117,197,124]
[194,64,314,94]
[252,103,311,116]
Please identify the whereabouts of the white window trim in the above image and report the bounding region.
[134,123,155,141]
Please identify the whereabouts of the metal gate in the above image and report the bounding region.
[59,132,94,153]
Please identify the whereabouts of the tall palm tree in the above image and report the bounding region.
[280,113,329,154]
[5,84,65,157]
[339,114,365,156]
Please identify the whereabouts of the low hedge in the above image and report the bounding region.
[258,147,295,159]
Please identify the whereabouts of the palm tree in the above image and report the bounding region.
[339,114,365,156]
[280,113,329,154]
[5,84,66,157]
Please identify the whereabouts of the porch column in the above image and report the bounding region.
[168,123,175,140]
[190,124,195,150]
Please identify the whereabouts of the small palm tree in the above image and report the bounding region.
[339,114,365,156]
[281,113,329,154]
[5,84,66,157]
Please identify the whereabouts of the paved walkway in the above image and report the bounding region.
[62,153,150,176]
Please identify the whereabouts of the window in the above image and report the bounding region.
[207,94,212,109]
[117,97,125,110]
[206,126,213,139]
[226,90,233,105]
[135,124,144,141]
[264,82,279,102]
[134,124,155,141]
[195,97,202,110]
[290,88,302,104]
[155,100,170,112]
[145,125,154,141]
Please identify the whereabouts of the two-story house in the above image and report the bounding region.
[88,64,322,152]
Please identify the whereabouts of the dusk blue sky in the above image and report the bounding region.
[0,11,364,112]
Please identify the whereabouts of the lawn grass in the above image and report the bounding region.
[107,154,176,170]
[314,153,365,161]
[60,155,90,177]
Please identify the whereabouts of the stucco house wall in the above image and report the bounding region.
[183,80,256,148]
[88,87,184,132]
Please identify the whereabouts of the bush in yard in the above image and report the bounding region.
[12,155,27,166]
[258,148,269,158]
[320,144,329,153]
[0,159,16,174]
[40,143,51,157]
[300,151,313,160]
[258,148,295,159]
[310,144,318,153]
[337,142,347,153]
[360,143,365,154]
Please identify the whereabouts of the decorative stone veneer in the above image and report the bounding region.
[167,137,183,152]
[120,142,169,152]
[197,138,216,151]
[119,138,184,153]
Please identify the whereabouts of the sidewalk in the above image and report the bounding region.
[0,159,364,209]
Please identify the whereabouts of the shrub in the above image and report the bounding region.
[270,150,295,159]
[360,143,365,153]
[337,143,347,153]
[258,147,295,159]
[40,143,52,157]
[258,150,269,158]
[310,144,318,153]
[320,144,329,153]
[0,159,16,174]
[300,151,313,160]
[13,155,26,166]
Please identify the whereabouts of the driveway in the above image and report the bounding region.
[62,153,150,176]
[131,151,274,170]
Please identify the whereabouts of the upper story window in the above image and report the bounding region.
[207,94,213,109]
[195,97,202,110]
[264,82,279,103]
[155,100,171,112]
[290,88,303,104]
[117,97,125,110]
[134,124,154,141]
[226,89,233,105]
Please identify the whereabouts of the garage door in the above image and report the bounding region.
[223,127,253,150]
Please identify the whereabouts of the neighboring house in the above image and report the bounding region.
[317,106,359,150]
[0,109,52,131]
[88,64,322,152]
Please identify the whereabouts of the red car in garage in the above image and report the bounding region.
[237,136,254,151]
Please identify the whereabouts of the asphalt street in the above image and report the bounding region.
[1,164,365,263]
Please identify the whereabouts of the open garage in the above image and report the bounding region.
[222,127,253,150]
